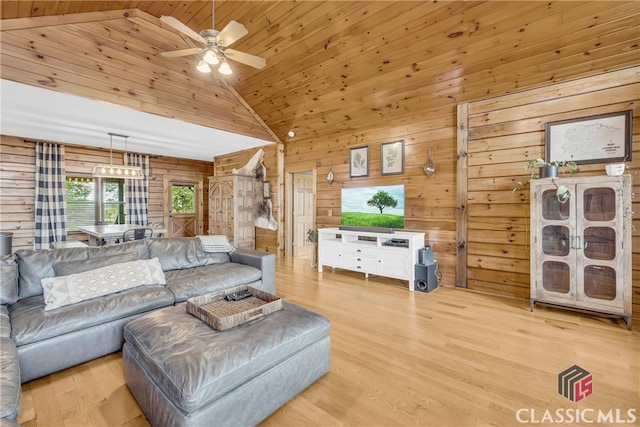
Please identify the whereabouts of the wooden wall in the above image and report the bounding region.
[0,135,214,250]
[216,107,460,286]
[458,66,639,317]
[216,66,638,322]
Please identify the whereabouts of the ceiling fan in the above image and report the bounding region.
[159,2,266,75]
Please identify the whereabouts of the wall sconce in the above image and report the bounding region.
[326,167,334,185]
[423,148,436,177]
[92,133,144,180]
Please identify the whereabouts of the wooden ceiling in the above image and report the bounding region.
[2,1,639,148]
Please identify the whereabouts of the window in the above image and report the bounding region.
[103,178,126,225]
[171,184,195,213]
[65,176,126,231]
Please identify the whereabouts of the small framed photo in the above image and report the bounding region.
[350,146,369,178]
[263,181,271,198]
[545,110,632,164]
[381,140,405,175]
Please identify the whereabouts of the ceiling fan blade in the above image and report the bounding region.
[216,21,248,47]
[224,49,266,69]
[160,15,207,44]
[161,47,205,58]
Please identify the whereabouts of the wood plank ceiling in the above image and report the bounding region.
[1,1,639,149]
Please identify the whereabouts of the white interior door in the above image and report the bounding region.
[293,173,314,257]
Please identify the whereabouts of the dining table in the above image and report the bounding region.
[78,224,167,246]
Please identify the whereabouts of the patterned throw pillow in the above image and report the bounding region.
[41,258,166,311]
[54,252,139,277]
[197,235,236,253]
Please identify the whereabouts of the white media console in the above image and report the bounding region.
[317,227,425,291]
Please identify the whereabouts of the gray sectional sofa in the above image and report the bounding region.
[0,237,275,424]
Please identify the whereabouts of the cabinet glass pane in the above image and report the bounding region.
[583,227,616,260]
[542,261,570,294]
[542,189,570,220]
[583,187,615,221]
[583,265,616,300]
[542,225,570,256]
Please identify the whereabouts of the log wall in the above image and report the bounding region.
[216,108,460,286]
[0,135,213,250]
[458,66,639,317]
[216,66,639,320]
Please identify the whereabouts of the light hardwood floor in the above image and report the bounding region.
[19,257,640,426]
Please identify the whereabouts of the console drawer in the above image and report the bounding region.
[343,252,379,272]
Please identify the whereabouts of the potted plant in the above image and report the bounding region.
[513,158,578,202]
[307,229,318,267]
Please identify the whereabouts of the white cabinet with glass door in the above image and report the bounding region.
[530,175,632,329]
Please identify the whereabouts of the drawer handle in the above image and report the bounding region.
[357,249,362,253]
[357,258,361,261]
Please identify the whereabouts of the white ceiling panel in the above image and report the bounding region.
[0,80,273,161]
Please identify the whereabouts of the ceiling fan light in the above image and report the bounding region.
[218,60,233,75]
[203,50,219,65]
[196,60,212,73]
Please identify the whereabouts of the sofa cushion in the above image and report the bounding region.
[54,252,140,277]
[9,285,175,346]
[165,263,262,302]
[42,258,166,311]
[0,255,17,305]
[0,337,21,420]
[86,240,149,259]
[15,241,150,300]
[15,247,89,299]
[0,306,10,339]
[148,238,230,271]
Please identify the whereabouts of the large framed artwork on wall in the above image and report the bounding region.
[545,110,632,164]
[350,146,369,178]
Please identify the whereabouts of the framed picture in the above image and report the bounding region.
[350,146,369,178]
[381,140,405,175]
[263,181,271,199]
[545,110,632,164]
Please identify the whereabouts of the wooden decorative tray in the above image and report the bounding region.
[186,286,282,331]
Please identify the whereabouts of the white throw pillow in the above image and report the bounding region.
[41,257,166,311]
[197,235,235,253]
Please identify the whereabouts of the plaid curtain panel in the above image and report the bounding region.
[34,142,67,249]
[125,153,149,225]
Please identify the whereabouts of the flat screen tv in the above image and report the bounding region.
[341,184,405,229]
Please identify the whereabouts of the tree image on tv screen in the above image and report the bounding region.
[366,191,398,214]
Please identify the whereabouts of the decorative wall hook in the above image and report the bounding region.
[424,147,436,177]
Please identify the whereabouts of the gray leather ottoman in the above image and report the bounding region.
[122,302,331,427]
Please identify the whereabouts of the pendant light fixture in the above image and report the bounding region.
[92,133,144,180]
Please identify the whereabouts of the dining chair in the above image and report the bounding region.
[122,228,154,242]
[96,220,110,245]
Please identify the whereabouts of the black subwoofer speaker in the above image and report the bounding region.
[414,263,438,293]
